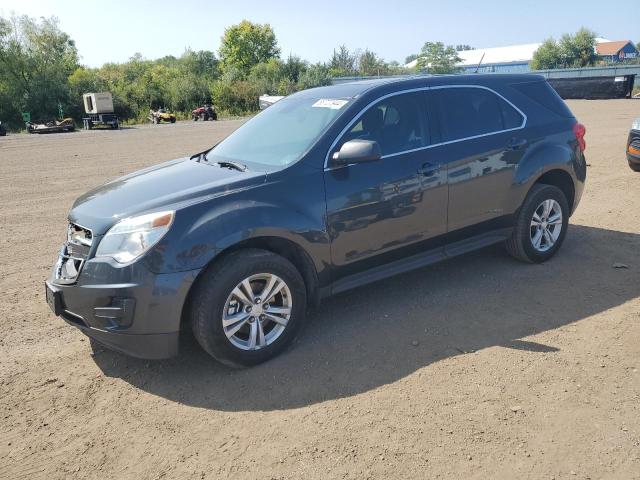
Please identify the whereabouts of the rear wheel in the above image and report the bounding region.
[505,184,569,263]
[190,249,307,367]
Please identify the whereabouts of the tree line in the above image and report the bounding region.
[0,16,413,129]
[1,15,638,130]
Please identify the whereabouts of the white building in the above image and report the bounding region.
[406,38,611,73]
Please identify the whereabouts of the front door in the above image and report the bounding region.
[324,90,448,283]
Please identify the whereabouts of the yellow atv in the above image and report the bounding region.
[148,108,176,124]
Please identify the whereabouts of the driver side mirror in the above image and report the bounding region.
[331,139,382,167]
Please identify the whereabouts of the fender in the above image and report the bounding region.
[143,181,331,280]
[510,133,579,209]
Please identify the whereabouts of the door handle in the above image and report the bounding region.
[507,138,528,150]
[417,162,439,177]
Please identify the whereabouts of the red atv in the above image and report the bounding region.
[192,104,217,121]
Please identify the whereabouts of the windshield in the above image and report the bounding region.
[206,95,350,168]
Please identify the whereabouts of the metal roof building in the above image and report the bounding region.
[405,38,615,73]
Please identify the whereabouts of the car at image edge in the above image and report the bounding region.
[45,74,587,367]
[628,117,640,171]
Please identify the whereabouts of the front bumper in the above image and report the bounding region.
[46,256,200,359]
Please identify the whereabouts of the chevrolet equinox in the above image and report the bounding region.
[45,74,587,366]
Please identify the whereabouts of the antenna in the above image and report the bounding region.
[474,52,485,74]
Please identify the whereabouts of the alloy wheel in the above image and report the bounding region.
[222,273,292,351]
[530,199,563,252]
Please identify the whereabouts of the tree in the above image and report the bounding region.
[219,20,280,78]
[559,28,597,67]
[358,49,382,76]
[281,54,306,83]
[455,44,475,51]
[298,63,331,89]
[417,42,461,74]
[330,45,357,76]
[530,38,562,70]
[404,53,418,65]
[0,15,79,125]
[531,28,597,70]
[180,49,219,78]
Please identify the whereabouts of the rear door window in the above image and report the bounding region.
[435,87,523,142]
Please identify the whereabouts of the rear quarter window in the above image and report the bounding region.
[510,81,574,118]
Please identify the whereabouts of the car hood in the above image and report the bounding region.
[69,157,266,234]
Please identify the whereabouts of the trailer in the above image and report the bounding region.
[26,118,75,134]
[82,92,119,130]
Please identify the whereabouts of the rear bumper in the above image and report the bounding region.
[628,130,640,166]
[46,258,200,359]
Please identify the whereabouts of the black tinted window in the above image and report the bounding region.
[436,87,522,142]
[512,80,574,118]
[501,100,523,129]
[341,92,428,156]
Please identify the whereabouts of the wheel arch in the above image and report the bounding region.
[180,236,320,330]
[532,169,576,213]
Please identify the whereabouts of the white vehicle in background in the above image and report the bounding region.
[259,94,284,110]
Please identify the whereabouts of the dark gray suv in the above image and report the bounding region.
[45,74,587,366]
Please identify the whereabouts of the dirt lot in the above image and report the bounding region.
[1,101,639,480]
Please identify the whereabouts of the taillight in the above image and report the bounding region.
[573,122,586,152]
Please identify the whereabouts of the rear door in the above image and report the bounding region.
[431,86,527,233]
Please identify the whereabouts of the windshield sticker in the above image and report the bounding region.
[312,99,348,109]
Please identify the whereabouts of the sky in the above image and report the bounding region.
[1,0,638,67]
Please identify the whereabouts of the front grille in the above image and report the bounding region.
[68,223,93,247]
[631,138,640,149]
[54,223,93,284]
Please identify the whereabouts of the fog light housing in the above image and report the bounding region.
[94,298,136,328]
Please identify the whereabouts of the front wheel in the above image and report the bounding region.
[629,161,640,172]
[190,249,307,367]
[505,184,569,263]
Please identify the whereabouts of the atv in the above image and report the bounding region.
[192,104,217,121]
[26,118,75,134]
[148,108,176,124]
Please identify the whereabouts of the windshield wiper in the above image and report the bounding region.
[214,160,248,172]
[191,149,247,172]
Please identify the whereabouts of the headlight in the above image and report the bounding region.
[632,118,640,131]
[95,211,174,264]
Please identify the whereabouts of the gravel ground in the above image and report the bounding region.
[0,101,639,480]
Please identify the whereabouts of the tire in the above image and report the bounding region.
[629,161,640,172]
[193,115,198,121]
[170,117,176,123]
[505,184,569,263]
[190,249,307,367]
